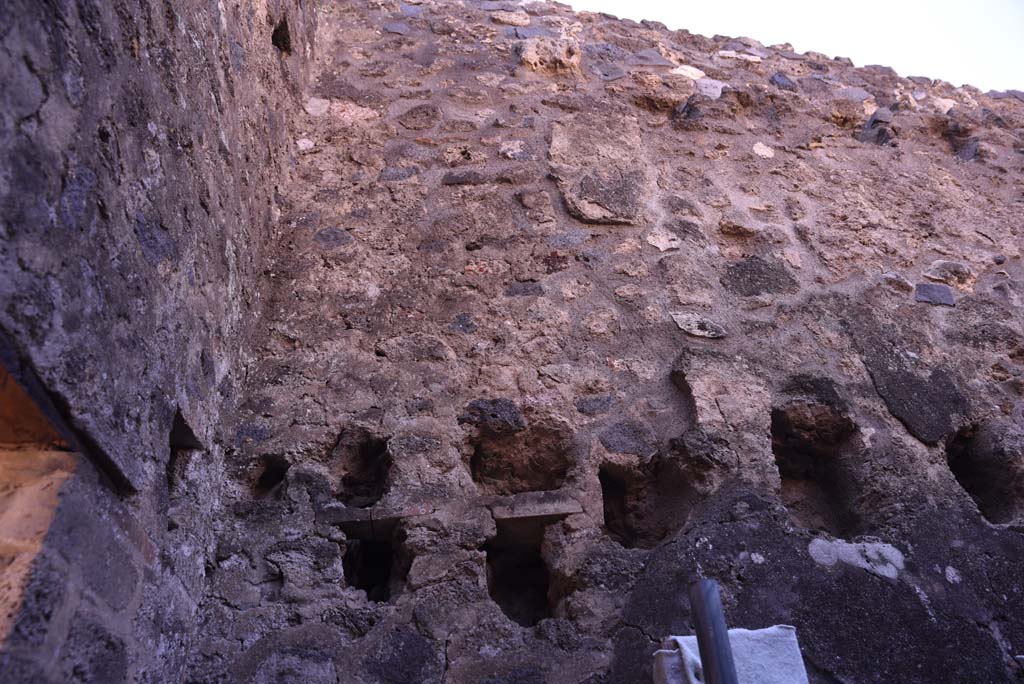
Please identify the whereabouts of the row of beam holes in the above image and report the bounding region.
[250,429,398,601]
[252,429,393,507]
[771,394,1024,531]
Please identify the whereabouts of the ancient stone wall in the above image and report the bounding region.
[182,2,1024,682]
[0,0,316,680]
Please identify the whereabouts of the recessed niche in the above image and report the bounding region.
[598,457,692,550]
[344,539,394,602]
[255,454,290,495]
[771,397,859,537]
[167,408,202,493]
[340,521,407,603]
[484,519,556,627]
[947,423,1024,524]
[470,425,574,496]
[271,16,291,54]
[330,428,392,508]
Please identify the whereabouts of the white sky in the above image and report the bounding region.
[566,0,1024,92]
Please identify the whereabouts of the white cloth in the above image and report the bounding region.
[653,625,809,684]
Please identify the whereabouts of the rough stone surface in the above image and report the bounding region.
[2,1,1024,683]
[0,0,316,679]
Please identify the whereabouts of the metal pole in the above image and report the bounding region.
[688,579,739,684]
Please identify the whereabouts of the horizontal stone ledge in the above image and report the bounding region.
[487,490,582,520]
[316,500,437,527]
[316,490,582,530]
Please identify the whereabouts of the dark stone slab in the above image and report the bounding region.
[382,22,410,35]
[598,420,656,455]
[59,613,128,684]
[858,107,896,145]
[458,399,526,436]
[5,551,67,649]
[442,170,488,186]
[231,624,345,683]
[591,62,627,81]
[575,394,613,416]
[47,484,139,612]
[612,484,1017,684]
[956,138,980,161]
[583,43,631,62]
[379,166,418,181]
[448,313,477,333]
[770,72,798,91]
[842,305,968,444]
[627,48,674,67]
[504,281,544,296]
[363,627,443,684]
[561,168,646,225]
[988,89,1024,102]
[505,26,554,39]
[397,103,442,130]
[440,167,487,184]
[914,282,956,306]
[313,227,354,248]
[720,256,799,296]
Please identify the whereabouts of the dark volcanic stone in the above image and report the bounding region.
[134,214,178,266]
[449,313,477,333]
[858,107,896,145]
[599,421,655,455]
[914,283,955,306]
[575,394,613,416]
[379,166,418,181]
[510,26,554,39]
[363,627,440,684]
[382,22,410,35]
[873,365,966,444]
[7,552,66,648]
[442,170,487,185]
[564,168,645,225]
[583,43,631,62]
[592,62,627,81]
[481,665,546,684]
[504,281,544,296]
[956,138,980,161]
[397,103,442,130]
[614,484,1017,684]
[59,613,128,684]
[459,399,527,436]
[843,305,968,444]
[313,227,354,247]
[627,49,674,67]
[769,72,798,91]
[721,256,799,296]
